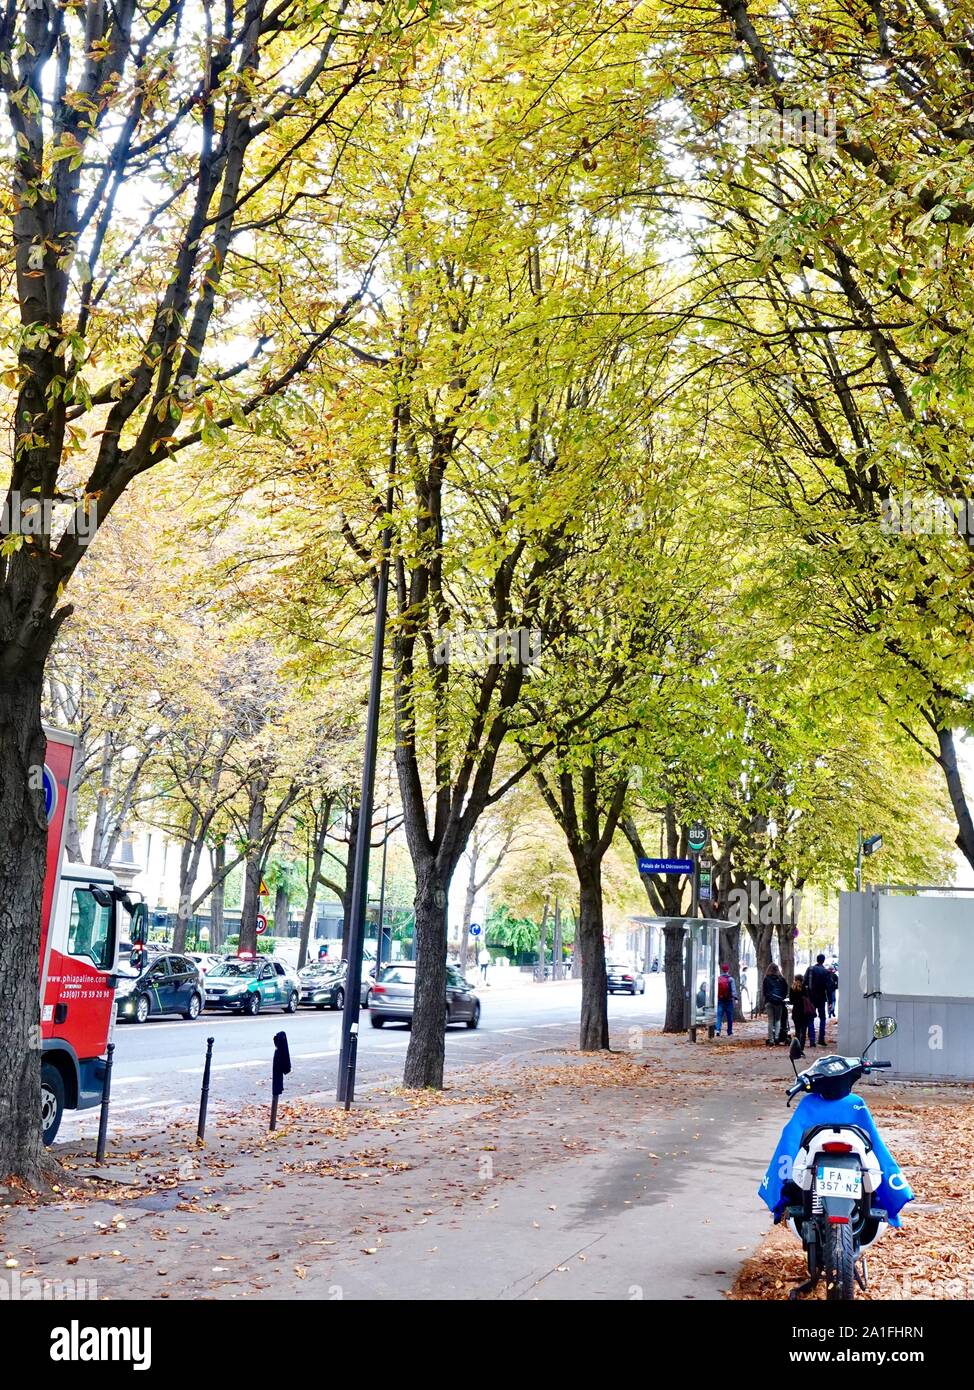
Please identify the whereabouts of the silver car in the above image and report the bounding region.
[369,962,481,1029]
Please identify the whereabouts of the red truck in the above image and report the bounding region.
[39,728,146,1144]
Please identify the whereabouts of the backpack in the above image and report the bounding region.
[718,972,732,1002]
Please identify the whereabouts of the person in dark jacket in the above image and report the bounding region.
[827,963,838,1019]
[763,963,788,1046]
[790,974,816,1050]
[804,954,831,1047]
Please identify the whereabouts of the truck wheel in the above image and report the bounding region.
[41,1063,65,1147]
[825,1221,856,1300]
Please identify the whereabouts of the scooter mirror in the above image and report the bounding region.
[873,1015,897,1040]
[788,1038,804,1073]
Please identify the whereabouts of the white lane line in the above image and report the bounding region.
[112,1075,151,1085]
[294,1050,339,1060]
[498,1027,527,1034]
[177,1059,263,1074]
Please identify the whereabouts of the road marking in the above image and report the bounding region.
[498,1027,527,1034]
[294,1050,340,1060]
[178,1059,263,1074]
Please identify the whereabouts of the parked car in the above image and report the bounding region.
[186,952,223,977]
[204,955,300,1015]
[607,962,646,995]
[369,962,480,1029]
[116,953,205,1023]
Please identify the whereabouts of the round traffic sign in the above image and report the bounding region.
[42,764,58,823]
[469,924,481,936]
[256,914,268,935]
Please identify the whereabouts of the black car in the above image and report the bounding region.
[607,962,646,995]
[116,953,205,1023]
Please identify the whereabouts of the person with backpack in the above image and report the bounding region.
[716,963,738,1037]
[826,962,839,1019]
[763,962,789,1046]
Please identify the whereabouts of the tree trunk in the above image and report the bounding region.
[403,862,449,1088]
[663,922,686,1033]
[238,774,267,954]
[274,883,289,937]
[0,667,49,1182]
[776,917,795,987]
[576,866,608,1050]
[64,736,85,861]
[552,894,562,979]
[538,896,549,979]
[458,844,479,972]
[173,818,204,953]
[749,921,774,1010]
[936,726,974,869]
[209,838,226,953]
[299,808,330,971]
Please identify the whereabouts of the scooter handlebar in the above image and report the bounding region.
[866,1059,892,1069]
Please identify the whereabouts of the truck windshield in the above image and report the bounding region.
[67,889,115,971]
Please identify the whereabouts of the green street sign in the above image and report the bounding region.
[688,823,707,854]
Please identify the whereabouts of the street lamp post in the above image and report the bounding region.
[375,802,390,975]
[856,829,883,891]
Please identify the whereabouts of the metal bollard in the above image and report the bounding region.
[197,1037,214,1142]
[343,1022,359,1111]
[95,1042,115,1165]
[270,1031,291,1131]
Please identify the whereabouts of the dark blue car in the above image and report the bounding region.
[115,953,205,1022]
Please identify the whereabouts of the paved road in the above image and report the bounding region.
[58,977,666,1143]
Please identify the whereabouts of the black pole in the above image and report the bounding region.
[337,407,397,1105]
[343,1023,359,1111]
[95,1042,115,1165]
[375,803,390,975]
[197,1036,214,1142]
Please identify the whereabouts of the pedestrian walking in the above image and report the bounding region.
[478,946,490,982]
[715,962,738,1037]
[763,962,788,1046]
[789,973,816,1050]
[827,962,839,1019]
[804,953,832,1047]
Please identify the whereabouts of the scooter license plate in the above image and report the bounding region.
[816,1165,862,1198]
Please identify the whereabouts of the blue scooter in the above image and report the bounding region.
[760,1016,913,1300]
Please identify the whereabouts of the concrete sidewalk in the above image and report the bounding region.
[0,1023,785,1302]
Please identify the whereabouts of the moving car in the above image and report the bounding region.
[369,962,480,1029]
[299,958,374,1010]
[204,955,300,1015]
[607,962,646,995]
[116,953,205,1023]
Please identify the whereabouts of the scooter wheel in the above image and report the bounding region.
[825,1221,856,1300]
